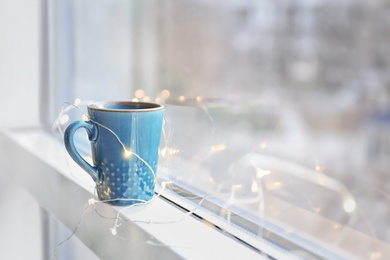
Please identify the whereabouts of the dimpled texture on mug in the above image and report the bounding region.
[96,159,155,204]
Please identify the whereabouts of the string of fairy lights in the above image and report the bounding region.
[52,90,360,259]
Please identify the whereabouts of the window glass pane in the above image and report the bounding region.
[47,0,134,111]
[150,2,390,257]
[49,0,390,258]
[73,0,133,100]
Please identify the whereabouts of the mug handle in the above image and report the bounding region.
[64,120,102,184]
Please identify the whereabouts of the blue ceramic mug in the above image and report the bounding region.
[64,101,164,206]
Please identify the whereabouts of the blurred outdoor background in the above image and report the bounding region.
[1,0,390,259]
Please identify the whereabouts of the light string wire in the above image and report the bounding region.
[52,100,210,259]
[68,102,354,227]
[53,181,209,259]
[54,98,388,259]
[189,99,364,247]
[52,204,91,260]
[52,101,159,258]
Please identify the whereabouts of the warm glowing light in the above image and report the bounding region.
[343,199,356,213]
[60,114,70,125]
[196,96,203,102]
[251,181,259,192]
[232,184,243,190]
[132,98,139,102]
[256,168,271,179]
[143,96,151,102]
[161,89,170,99]
[223,209,232,216]
[259,141,267,149]
[164,181,174,188]
[135,89,145,99]
[81,114,89,121]
[315,165,325,173]
[210,144,227,152]
[104,187,111,196]
[123,149,133,158]
[74,98,81,106]
[179,96,186,102]
[155,97,162,103]
[160,147,179,157]
[315,207,321,213]
[268,182,282,191]
[370,252,382,259]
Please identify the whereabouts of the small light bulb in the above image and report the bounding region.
[135,89,145,99]
[88,198,95,205]
[60,114,70,125]
[161,89,170,99]
[343,199,356,213]
[74,98,81,106]
[251,181,259,192]
[259,141,267,149]
[82,114,90,121]
[124,149,132,158]
[110,227,117,236]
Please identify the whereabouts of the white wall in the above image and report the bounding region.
[0,0,41,128]
[0,1,42,259]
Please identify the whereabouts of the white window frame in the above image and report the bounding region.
[35,0,390,259]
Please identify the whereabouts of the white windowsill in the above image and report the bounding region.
[3,128,390,260]
[0,128,280,260]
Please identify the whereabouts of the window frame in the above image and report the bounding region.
[38,1,390,259]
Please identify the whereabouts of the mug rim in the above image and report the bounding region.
[88,101,164,112]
